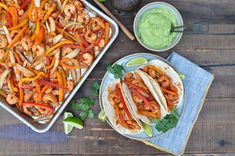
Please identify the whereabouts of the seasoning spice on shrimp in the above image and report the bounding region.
[0,0,110,120]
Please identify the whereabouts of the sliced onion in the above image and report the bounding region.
[16,63,34,77]
[63,49,80,59]
[56,0,62,8]
[50,50,60,73]
[61,0,68,12]
[3,26,12,43]
[70,69,77,82]
[49,17,56,32]
[53,34,63,44]
[9,50,16,64]
[0,69,9,89]
[13,66,21,81]
[35,60,46,70]
[46,21,51,32]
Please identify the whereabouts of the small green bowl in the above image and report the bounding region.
[133,2,184,52]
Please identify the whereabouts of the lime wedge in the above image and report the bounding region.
[126,57,148,67]
[141,122,153,137]
[64,117,84,129]
[98,0,106,2]
[177,71,185,80]
[98,109,107,122]
[63,112,74,134]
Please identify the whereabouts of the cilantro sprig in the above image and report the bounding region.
[71,82,100,121]
[153,108,179,133]
[107,64,125,79]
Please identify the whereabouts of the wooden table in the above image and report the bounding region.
[1,0,235,155]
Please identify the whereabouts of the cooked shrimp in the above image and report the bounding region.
[24,92,33,102]
[0,49,5,60]
[84,29,97,43]
[9,30,18,39]
[98,39,105,48]
[23,105,33,116]
[38,104,53,116]
[147,68,157,79]
[22,36,33,51]
[81,53,94,65]
[124,73,134,82]
[6,94,19,105]
[158,75,170,88]
[15,42,24,53]
[51,90,59,96]
[42,94,58,107]
[74,0,84,12]
[90,17,105,31]
[77,13,90,27]
[32,44,45,56]
[45,86,53,94]
[61,47,73,56]
[64,4,76,20]
[0,35,7,48]
[109,92,121,105]
[67,80,74,91]
[44,1,56,10]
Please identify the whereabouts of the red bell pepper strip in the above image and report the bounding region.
[115,84,133,119]
[119,112,131,129]
[37,80,68,91]
[62,44,83,49]
[22,102,54,114]
[130,88,154,112]
[6,12,12,27]
[123,80,148,94]
[20,0,32,10]
[75,33,89,47]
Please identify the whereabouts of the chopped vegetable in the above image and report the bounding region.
[107,64,125,79]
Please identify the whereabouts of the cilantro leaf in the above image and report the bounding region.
[88,110,95,119]
[79,111,88,121]
[72,101,83,111]
[154,108,179,133]
[106,64,125,79]
[91,82,100,97]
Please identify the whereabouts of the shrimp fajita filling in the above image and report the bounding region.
[141,65,179,110]
[123,73,161,119]
[108,83,141,130]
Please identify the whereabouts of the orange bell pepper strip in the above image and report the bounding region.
[46,40,73,55]
[37,85,49,102]
[0,89,7,98]
[14,52,23,64]
[58,66,67,88]
[18,72,44,88]
[60,58,81,69]
[31,20,40,41]
[104,22,110,44]
[34,26,45,44]
[9,19,28,31]
[161,87,178,97]
[6,12,12,27]
[19,11,29,23]
[10,78,18,92]
[28,3,38,22]
[41,5,56,24]
[0,2,8,10]
[56,71,64,102]
[93,28,105,46]
[7,25,28,49]
[19,88,24,107]
[8,6,19,26]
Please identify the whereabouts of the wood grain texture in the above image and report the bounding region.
[0,0,235,155]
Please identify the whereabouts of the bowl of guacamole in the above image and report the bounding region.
[134,2,183,52]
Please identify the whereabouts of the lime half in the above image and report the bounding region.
[98,109,107,122]
[64,117,84,129]
[126,57,148,67]
[64,112,74,134]
[141,122,153,137]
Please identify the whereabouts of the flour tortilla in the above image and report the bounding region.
[102,79,143,134]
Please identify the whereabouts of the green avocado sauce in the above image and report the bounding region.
[138,8,177,49]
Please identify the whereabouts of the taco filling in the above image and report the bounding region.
[123,72,161,119]
[141,65,179,110]
[108,83,141,130]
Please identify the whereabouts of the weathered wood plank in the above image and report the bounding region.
[0,98,234,155]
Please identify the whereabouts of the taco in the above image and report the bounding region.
[139,59,183,111]
[102,79,143,134]
[122,71,168,125]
